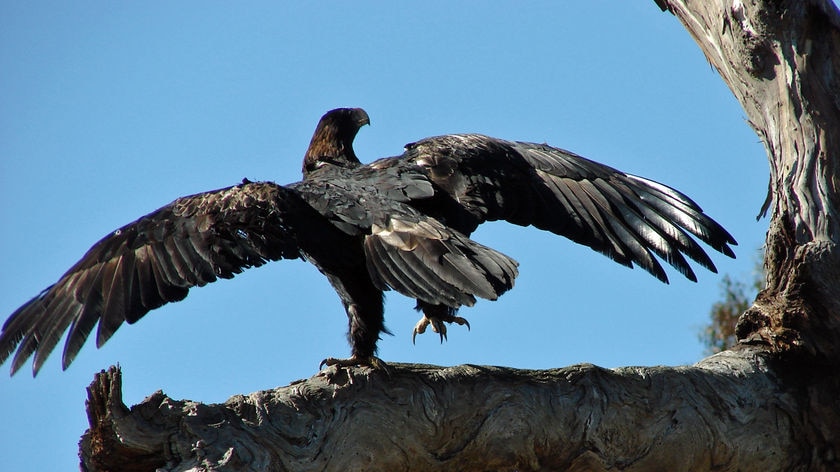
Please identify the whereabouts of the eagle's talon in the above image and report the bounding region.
[412,313,470,343]
[319,355,390,375]
[412,317,430,344]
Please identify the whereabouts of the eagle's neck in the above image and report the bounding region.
[302,122,361,176]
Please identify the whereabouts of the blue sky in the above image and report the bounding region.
[0,3,768,470]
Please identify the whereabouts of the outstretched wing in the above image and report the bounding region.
[0,181,316,376]
[400,134,737,283]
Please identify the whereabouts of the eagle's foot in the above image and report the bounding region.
[319,355,391,374]
[412,313,470,343]
[318,355,392,384]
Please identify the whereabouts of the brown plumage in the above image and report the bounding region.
[302,107,369,174]
[0,107,736,376]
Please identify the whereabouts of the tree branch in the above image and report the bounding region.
[82,352,837,472]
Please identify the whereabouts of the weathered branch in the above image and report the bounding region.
[79,2,840,470]
[81,353,838,472]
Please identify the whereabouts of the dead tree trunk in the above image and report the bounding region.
[80,2,840,471]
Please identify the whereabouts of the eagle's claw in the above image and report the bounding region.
[412,314,470,344]
[319,355,390,372]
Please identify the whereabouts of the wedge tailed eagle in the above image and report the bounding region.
[0,107,736,375]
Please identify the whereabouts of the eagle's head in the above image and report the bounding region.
[302,107,370,175]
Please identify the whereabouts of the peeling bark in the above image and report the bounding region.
[80,2,840,471]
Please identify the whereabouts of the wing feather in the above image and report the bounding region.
[364,212,518,307]
[364,229,449,303]
[365,221,477,307]
[31,292,82,373]
[402,134,736,282]
[0,181,311,375]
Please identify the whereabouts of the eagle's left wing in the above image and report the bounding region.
[399,134,737,283]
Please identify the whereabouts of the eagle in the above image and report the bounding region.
[0,108,736,376]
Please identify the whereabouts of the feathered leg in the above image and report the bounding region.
[319,271,389,370]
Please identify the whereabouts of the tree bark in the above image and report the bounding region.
[80,2,840,471]
[80,356,824,472]
[658,0,840,363]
